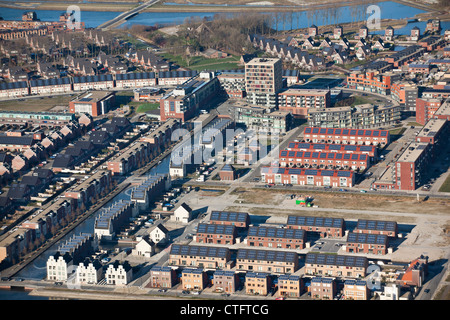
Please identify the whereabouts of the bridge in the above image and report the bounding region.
[97,0,161,30]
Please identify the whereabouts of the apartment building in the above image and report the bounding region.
[277,88,330,119]
[286,215,345,238]
[246,226,306,249]
[233,101,293,133]
[261,167,355,188]
[395,142,432,191]
[343,279,370,300]
[345,232,389,255]
[310,277,337,300]
[168,244,232,269]
[390,81,418,113]
[302,127,390,146]
[160,71,220,122]
[354,219,398,238]
[181,268,208,291]
[148,266,178,288]
[415,118,449,151]
[105,260,133,286]
[346,71,400,95]
[277,275,305,298]
[69,91,116,117]
[308,104,401,129]
[209,211,250,229]
[245,57,283,107]
[236,248,298,274]
[245,272,272,296]
[212,270,240,293]
[304,253,368,278]
[195,223,237,245]
[415,97,443,125]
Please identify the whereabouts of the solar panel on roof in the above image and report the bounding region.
[380,131,387,136]
[344,154,351,159]
[312,128,319,133]
[305,169,318,176]
[280,150,288,157]
[337,171,351,177]
[350,130,357,135]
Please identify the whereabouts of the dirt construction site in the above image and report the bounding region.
[172,182,450,264]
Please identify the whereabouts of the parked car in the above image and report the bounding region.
[360,190,367,193]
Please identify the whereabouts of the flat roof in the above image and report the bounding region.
[397,142,429,163]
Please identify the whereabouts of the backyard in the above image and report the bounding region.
[160,52,242,71]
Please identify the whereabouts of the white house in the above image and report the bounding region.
[131,236,155,258]
[76,259,103,285]
[105,261,133,286]
[379,284,401,300]
[149,223,170,244]
[171,203,193,224]
[46,252,73,282]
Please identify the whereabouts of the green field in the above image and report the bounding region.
[160,53,242,71]
[136,103,159,113]
[439,174,450,193]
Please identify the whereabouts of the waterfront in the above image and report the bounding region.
[0,1,439,32]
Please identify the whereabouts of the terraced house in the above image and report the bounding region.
[168,244,233,269]
[245,226,306,249]
[304,253,368,278]
[236,248,298,274]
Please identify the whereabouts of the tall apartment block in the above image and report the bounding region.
[245,57,283,108]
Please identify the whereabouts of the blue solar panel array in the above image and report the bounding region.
[197,223,235,235]
[236,248,298,263]
[347,232,387,245]
[247,226,305,240]
[94,200,132,231]
[305,252,367,268]
[287,216,343,228]
[356,219,397,231]
[210,211,249,223]
[170,244,230,258]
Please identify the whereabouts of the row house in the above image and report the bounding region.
[76,258,103,285]
[115,72,157,89]
[106,141,152,176]
[261,166,355,188]
[20,198,76,241]
[0,81,29,99]
[148,265,178,289]
[383,45,425,68]
[168,244,233,269]
[105,260,133,286]
[310,277,337,300]
[286,215,345,238]
[157,70,198,86]
[212,270,240,294]
[277,274,305,298]
[181,268,208,291]
[343,279,370,300]
[0,227,35,264]
[30,78,72,95]
[64,170,112,207]
[303,127,391,146]
[130,50,170,72]
[195,223,237,245]
[345,232,389,255]
[246,226,306,249]
[236,248,299,274]
[285,141,378,159]
[47,233,98,281]
[72,74,114,91]
[354,219,398,238]
[278,149,370,171]
[245,272,272,296]
[304,252,369,278]
[209,211,250,229]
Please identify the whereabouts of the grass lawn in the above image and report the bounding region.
[438,174,450,193]
[407,122,423,127]
[351,95,375,106]
[160,53,242,71]
[136,103,159,113]
[0,95,74,112]
[389,127,406,136]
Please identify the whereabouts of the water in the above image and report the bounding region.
[0,288,48,300]
[0,1,430,30]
